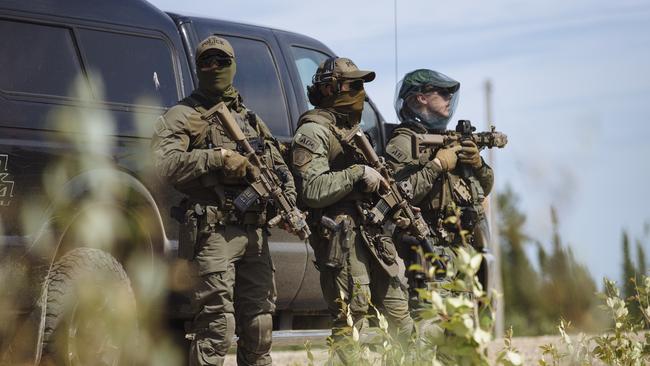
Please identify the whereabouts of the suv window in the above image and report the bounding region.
[290,46,379,134]
[77,29,178,107]
[0,19,85,97]
[218,36,291,137]
[290,46,328,110]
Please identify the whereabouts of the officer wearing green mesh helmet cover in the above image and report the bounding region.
[151,36,296,366]
[386,69,494,310]
[289,57,414,351]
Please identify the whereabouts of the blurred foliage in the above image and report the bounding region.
[539,275,650,365]
[0,73,183,365]
[316,246,506,366]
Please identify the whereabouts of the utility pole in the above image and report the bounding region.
[394,0,398,88]
[485,79,504,337]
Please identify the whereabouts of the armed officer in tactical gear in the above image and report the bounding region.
[152,36,296,366]
[290,57,414,346]
[385,69,494,308]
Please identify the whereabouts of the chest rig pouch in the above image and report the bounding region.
[182,95,270,224]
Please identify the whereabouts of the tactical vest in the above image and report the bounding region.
[181,92,270,149]
[391,124,487,244]
[180,93,271,218]
[298,109,367,170]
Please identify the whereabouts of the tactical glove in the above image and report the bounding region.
[245,164,261,182]
[362,166,385,192]
[221,149,249,178]
[458,140,482,169]
[434,145,462,172]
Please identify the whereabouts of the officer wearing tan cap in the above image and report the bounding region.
[152,35,296,366]
[289,57,414,355]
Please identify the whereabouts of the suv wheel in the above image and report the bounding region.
[40,248,137,366]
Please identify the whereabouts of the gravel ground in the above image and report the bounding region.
[222,335,566,365]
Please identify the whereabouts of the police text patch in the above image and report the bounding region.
[294,133,319,153]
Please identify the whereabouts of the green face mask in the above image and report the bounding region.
[332,89,365,111]
[198,60,237,96]
[332,89,366,124]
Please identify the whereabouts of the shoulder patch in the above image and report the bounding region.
[153,116,173,138]
[292,147,313,169]
[385,143,408,163]
[294,132,319,153]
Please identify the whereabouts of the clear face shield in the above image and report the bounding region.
[394,70,460,131]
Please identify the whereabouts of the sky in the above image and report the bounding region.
[148,0,650,285]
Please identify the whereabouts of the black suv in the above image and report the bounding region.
[0,0,391,363]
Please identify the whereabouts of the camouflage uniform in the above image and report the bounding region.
[291,58,413,343]
[386,69,494,306]
[152,36,296,366]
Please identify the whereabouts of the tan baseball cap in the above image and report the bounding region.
[317,57,376,82]
[195,36,235,59]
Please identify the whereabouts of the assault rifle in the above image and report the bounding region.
[352,129,435,253]
[413,119,508,152]
[203,102,311,240]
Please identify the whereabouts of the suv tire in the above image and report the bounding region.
[40,247,137,366]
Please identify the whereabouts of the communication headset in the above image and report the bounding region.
[306,57,341,106]
[312,57,340,92]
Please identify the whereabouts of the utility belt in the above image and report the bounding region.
[319,202,360,225]
[171,196,267,260]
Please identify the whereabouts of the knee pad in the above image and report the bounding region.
[190,312,235,364]
[238,313,273,354]
[222,312,236,341]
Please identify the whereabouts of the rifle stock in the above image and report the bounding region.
[203,102,311,240]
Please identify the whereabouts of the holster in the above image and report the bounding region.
[171,200,202,260]
[318,215,352,271]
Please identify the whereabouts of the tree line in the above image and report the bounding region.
[497,186,649,335]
